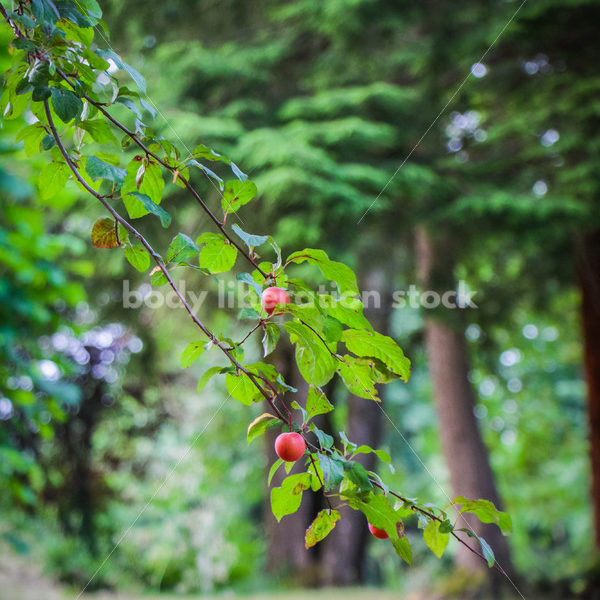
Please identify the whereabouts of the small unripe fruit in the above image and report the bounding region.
[262,286,290,315]
[274,432,305,462]
[368,523,389,539]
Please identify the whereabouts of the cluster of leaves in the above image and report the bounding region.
[0,0,511,569]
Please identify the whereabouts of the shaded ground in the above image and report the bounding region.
[0,548,418,600]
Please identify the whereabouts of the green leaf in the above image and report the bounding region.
[323,316,343,343]
[305,509,341,549]
[341,329,411,382]
[339,432,357,455]
[306,386,333,420]
[325,295,373,331]
[9,12,37,29]
[225,372,263,405]
[343,461,373,491]
[439,519,454,534]
[28,61,50,87]
[187,159,224,188]
[124,244,150,272]
[33,0,61,24]
[424,520,450,559]
[347,494,397,532]
[77,0,102,20]
[231,161,247,181]
[151,269,168,287]
[192,144,230,163]
[32,86,51,102]
[237,272,263,297]
[168,233,199,264]
[285,321,337,386]
[116,96,142,119]
[347,493,410,562]
[250,361,279,383]
[50,88,83,123]
[276,374,297,393]
[55,0,93,27]
[78,119,116,144]
[232,223,268,248]
[337,356,380,400]
[262,323,280,357]
[270,473,312,522]
[287,248,358,296]
[42,135,56,151]
[97,49,146,94]
[281,302,323,333]
[239,307,261,320]
[291,400,308,423]
[478,536,495,567]
[180,341,204,368]
[197,366,228,392]
[317,453,346,491]
[16,125,46,157]
[38,162,70,201]
[122,161,164,214]
[198,233,237,274]
[91,218,118,249]
[453,496,513,535]
[353,445,391,464]
[247,413,279,444]
[126,192,171,228]
[16,79,34,98]
[85,156,126,186]
[268,458,284,486]
[391,535,413,565]
[311,425,334,450]
[12,38,37,52]
[222,179,258,214]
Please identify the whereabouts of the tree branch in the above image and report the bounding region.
[370,479,507,576]
[53,68,270,279]
[42,98,289,424]
[0,4,24,38]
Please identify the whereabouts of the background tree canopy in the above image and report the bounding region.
[0,0,598,599]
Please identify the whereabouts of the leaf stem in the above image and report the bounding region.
[54,68,270,279]
[42,98,289,425]
[370,478,507,576]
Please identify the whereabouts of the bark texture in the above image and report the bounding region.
[578,229,600,549]
[415,226,514,577]
[264,343,315,579]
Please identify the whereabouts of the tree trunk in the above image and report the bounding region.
[578,229,600,549]
[264,343,316,581]
[415,226,514,578]
[320,264,393,585]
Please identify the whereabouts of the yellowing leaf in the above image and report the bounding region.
[305,509,341,549]
[91,217,118,249]
[247,413,279,444]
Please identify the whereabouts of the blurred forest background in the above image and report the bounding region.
[1,0,600,598]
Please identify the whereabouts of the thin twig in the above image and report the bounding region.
[299,319,343,360]
[53,68,270,279]
[309,454,333,510]
[0,4,24,38]
[370,479,507,576]
[42,98,289,424]
[230,321,263,348]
